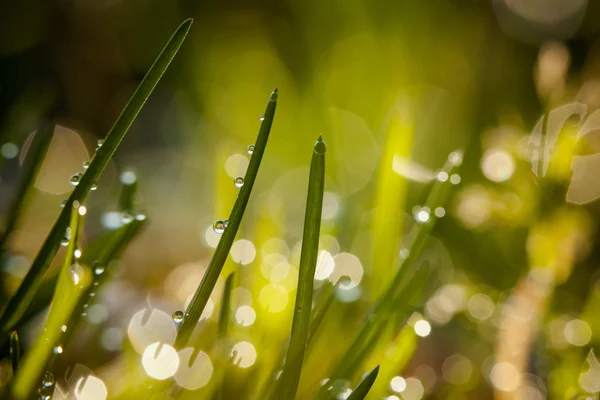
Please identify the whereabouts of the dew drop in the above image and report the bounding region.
[74,249,82,259]
[61,325,67,332]
[82,161,90,169]
[259,115,265,121]
[69,173,82,186]
[437,171,449,182]
[448,151,464,166]
[234,177,244,188]
[414,207,431,223]
[400,248,410,259]
[96,139,104,149]
[60,200,67,208]
[94,265,105,275]
[121,212,134,224]
[314,138,327,155]
[68,263,84,285]
[90,182,98,191]
[53,345,63,354]
[213,220,226,234]
[135,212,147,221]
[247,144,255,155]
[60,238,69,247]
[41,371,55,387]
[172,310,184,324]
[89,292,96,297]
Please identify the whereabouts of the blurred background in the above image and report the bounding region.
[2,0,600,399]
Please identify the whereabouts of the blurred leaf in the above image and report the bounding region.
[9,331,19,374]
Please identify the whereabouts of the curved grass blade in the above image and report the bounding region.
[276,136,326,400]
[0,19,192,335]
[0,122,55,251]
[174,89,279,349]
[12,203,92,399]
[9,331,19,374]
[346,365,379,400]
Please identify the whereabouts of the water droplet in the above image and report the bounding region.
[74,249,82,259]
[41,371,55,387]
[70,173,82,186]
[224,220,229,228]
[90,182,98,191]
[247,144,255,155]
[82,161,90,169]
[121,212,134,224]
[68,264,84,285]
[213,220,226,234]
[60,238,69,247]
[172,310,184,324]
[135,212,147,221]
[89,292,96,297]
[97,139,104,149]
[314,138,327,155]
[259,115,265,121]
[53,345,63,354]
[60,200,67,208]
[234,177,244,188]
[93,281,99,286]
[94,265,105,275]
[60,228,71,247]
[61,325,67,332]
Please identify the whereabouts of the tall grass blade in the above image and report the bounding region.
[211,272,235,400]
[0,122,54,251]
[218,272,235,338]
[174,89,279,349]
[118,171,139,212]
[0,19,192,335]
[346,365,379,400]
[12,203,92,399]
[319,149,462,398]
[276,136,326,400]
[9,331,19,374]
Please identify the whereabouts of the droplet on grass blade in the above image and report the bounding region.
[213,220,226,234]
[314,136,327,155]
[68,264,84,285]
[41,371,55,387]
[234,177,244,188]
[259,115,265,121]
[69,173,82,186]
[82,161,90,169]
[120,212,134,224]
[96,139,104,149]
[247,144,255,155]
[53,346,63,354]
[172,311,184,324]
[94,265,105,275]
[90,182,98,191]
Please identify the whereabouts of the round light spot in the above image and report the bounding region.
[231,239,256,265]
[481,149,516,182]
[331,253,364,289]
[1,143,19,159]
[142,342,179,380]
[101,212,123,230]
[225,154,249,179]
[174,348,213,390]
[322,192,340,220]
[204,224,221,248]
[490,362,521,392]
[235,305,256,327]
[230,341,257,368]
[261,258,291,283]
[414,320,432,337]
[259,283,288,313]
[120,170,137,185]
[127,309,176,354]
[442,354,473,385]
[101,328,124,352]
[74,375,108,400]
[261,238,290,258]
[315,250,335,281]
[402,377,424,400]
[86,304,108,324]
[467,294,495,321]
[390,376,406,393]
[564,319,592,346]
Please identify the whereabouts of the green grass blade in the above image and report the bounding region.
[12,203,92,399]
[276,136,326,400]
[218,272,235,338]
[118,170,138,212]
[9,331,20,374]
[174,89,279,349]
[346,365,380,400]
[0,122,55,251]
[0,19,192,335]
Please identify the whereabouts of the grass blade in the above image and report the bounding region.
[218,272,235,339]
[319,150,462,398]
[9,331,19,374]
[0,122,55,251]
[346,365,379,400]
[174,89,279,349]
[211,272,235,400]
[276,136,326,400]
[118,170,139,212]
[12,203,92,399]
[0,19,192,335]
